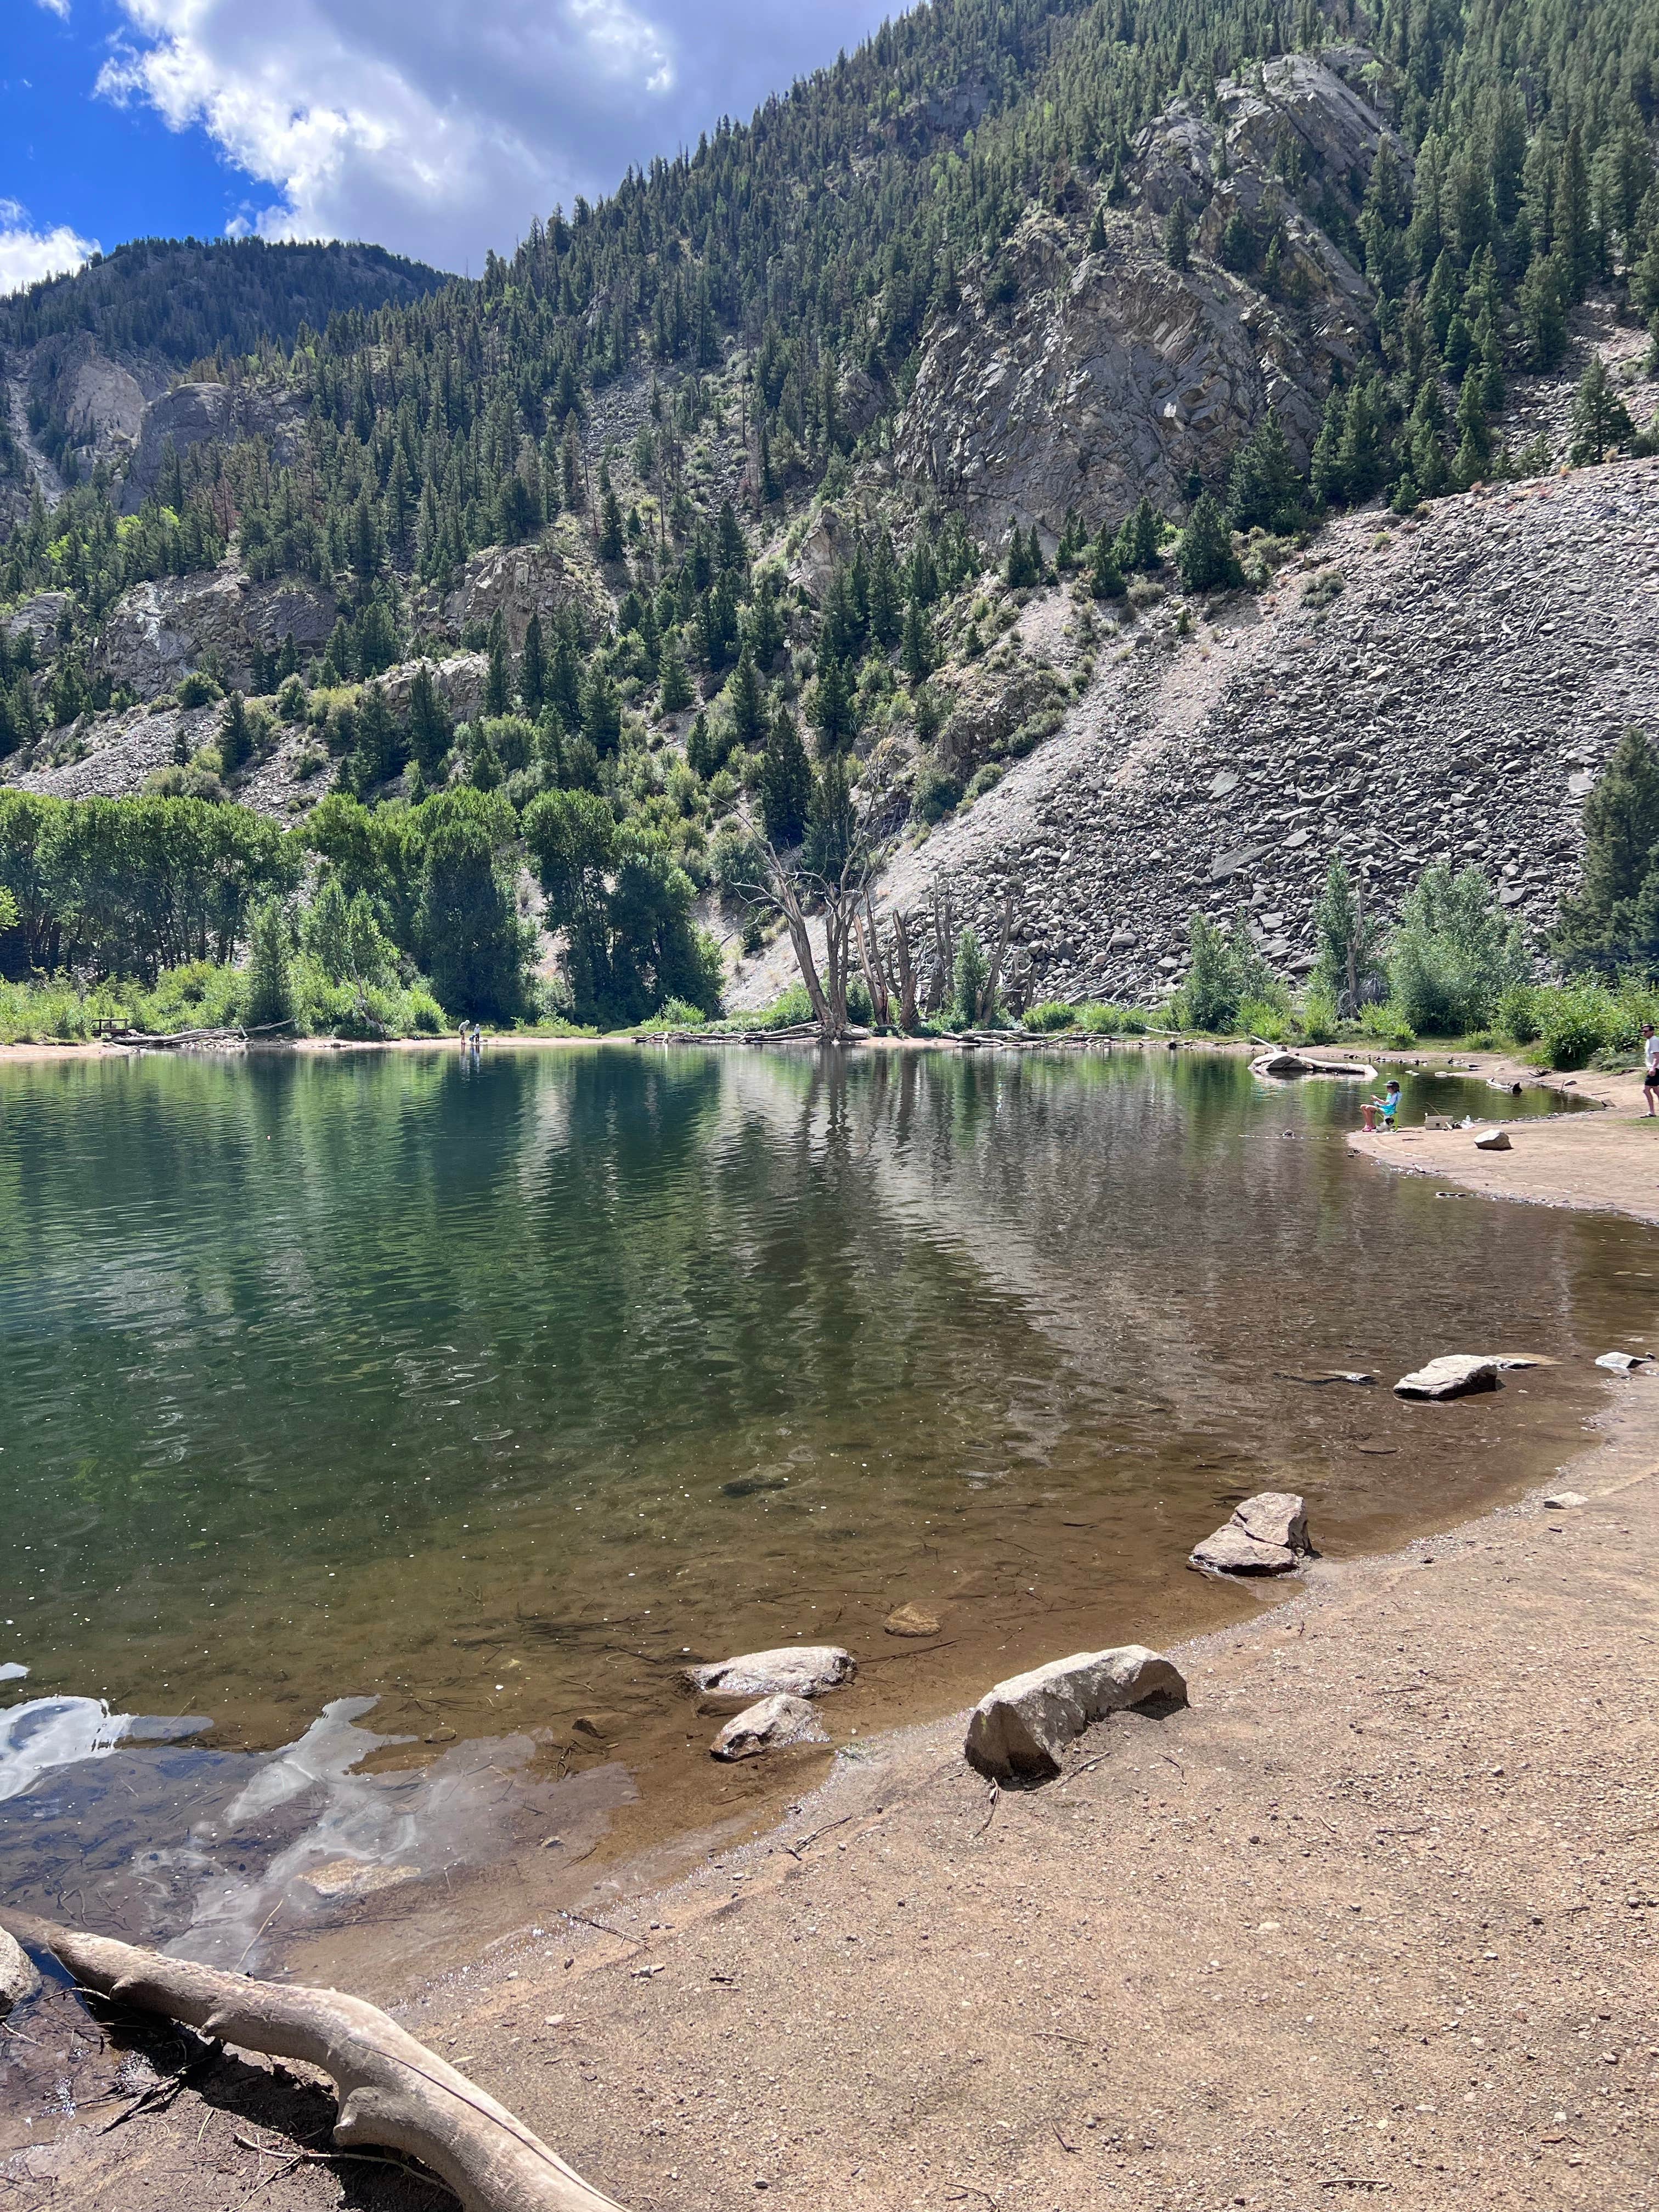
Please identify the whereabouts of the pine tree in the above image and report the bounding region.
[810,645,856,754]
[1115,495,1162,573]
[900,595,934,686]
[1553,729,1659,977]
[245,900,295,1028]
[218,690,252,777]
[1089,522,1125,597]
[520,612,546,713]
[582,665,622,755]
[484,616,511,718]
[1226,409,1303,533]
[408,662,453,781]
[1004,521,1040,589]
[758,697,812,846]
[1568,357,1635,465]
[1163,196,1193,271]
[1555,124,1593,302]
[1452,370,1492,487]
[1087,200,1108,251]
[726,644,767,753]
[868,532,902,648]
[1520,254,1568,371]
[1175,492,1244,592]
[354,682,401,786]
[658,633,693,713]
[1310,387,1348,507]
[596,465,625,562]
[1336,378,1386,503]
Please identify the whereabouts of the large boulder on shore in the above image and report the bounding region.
[965,1645,1186,1782]
[1190,1492,1311,1576]
[710,1694,830,1762]
[685,1645,856,1701]
[1394,1355,1500,1400]
[0,1927,40,2013]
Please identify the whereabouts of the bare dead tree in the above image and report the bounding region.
[854,888,891,1028]
[979,886,1018,1024]
[743,771,873,1042]
[887,909,920,1031]
[2,1912,628,2212]
[924,878,956,1014]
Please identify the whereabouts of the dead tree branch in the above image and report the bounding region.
[2,1912,629,2212]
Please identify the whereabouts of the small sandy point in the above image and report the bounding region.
[1350,1057,1659,1226]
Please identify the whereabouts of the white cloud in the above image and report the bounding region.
[0,201,100,294]
[95,0,893,272]
[34,0,72,19]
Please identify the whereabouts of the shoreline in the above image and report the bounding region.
[6,1043,1659,2202]
[16,1370,1657,2208]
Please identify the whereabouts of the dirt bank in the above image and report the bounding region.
[11,1367,1658,2211]
[1350,1060,1659,1227]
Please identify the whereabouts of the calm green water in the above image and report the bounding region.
[0,1044,1648,1954]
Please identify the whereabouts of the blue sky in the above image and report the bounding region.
[1,0,900,292]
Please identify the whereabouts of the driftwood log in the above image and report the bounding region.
[2,1912,630,2212]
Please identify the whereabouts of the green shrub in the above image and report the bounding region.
[1025,1000,1076,1031]
[1537,983,1611,1070]
[753,983,816,1029]
[175,670,222,708]
[913,757,963,825]
[1299,988,1339,1045]
[1496,981,1541,1043]
[1356,1000,1418,1048]
[1238,995,1291,1041]
[1078,1002,1149,1034]
[964,762,1006,804]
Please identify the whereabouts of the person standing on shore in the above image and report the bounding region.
[1643,1024,1659,1116]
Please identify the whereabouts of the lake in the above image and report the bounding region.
[0,1043,1642,1977]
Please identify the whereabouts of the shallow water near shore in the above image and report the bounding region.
[0,1043,1648,1976]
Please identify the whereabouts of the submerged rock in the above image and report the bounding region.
[300,1859,420,1901]
[1190,1489,1311,1576]
[1393,1355,1500,1400]
[686,1645,856,1700]
[1594,1351,1653,1374]
[964,1645,1186,1782]
[0,1927,40,2013]
[884,1604,942,1638]
[710,1694,830,1762]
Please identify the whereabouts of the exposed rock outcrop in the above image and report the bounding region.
[894,53,1396,543]
[94,567,337,697]
[119,381,308,514]
[435,535,613,651]
[831,460,1659,1013]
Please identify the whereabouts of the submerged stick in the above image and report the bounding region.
[2,1912,630,2212]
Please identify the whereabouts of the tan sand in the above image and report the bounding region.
[1350,1060,1659,1226]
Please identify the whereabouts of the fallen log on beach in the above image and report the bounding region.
[0,1911,630,2212]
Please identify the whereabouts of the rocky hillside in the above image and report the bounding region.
[893,50,1390,536]
[0,239,448,522]
[735,453,1659,1010]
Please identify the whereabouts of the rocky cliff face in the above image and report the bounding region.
[94,567,337,697]
[859,460,1659,1008]
[893,53,1395,545]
